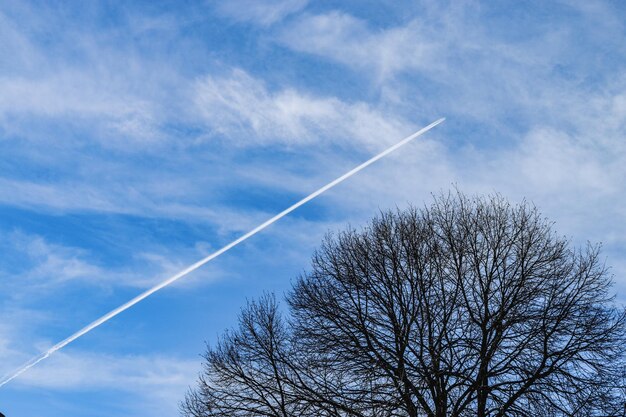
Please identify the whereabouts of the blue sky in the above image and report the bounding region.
[1,0,626,415]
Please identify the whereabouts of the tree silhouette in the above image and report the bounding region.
[183,192,626,417]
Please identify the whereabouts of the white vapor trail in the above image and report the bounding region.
[0,118,444,388]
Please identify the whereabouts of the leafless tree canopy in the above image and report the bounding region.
[182,192,626,417]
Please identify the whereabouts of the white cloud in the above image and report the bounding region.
[212,0,308,26]
[16,234,103,285]
[277,11,439,80]
[0,71,165,146]
[0,309,48,367]
[274,4,626,132]
[0,231,225,293]
[0,175,273,233]
[0,10,40,71]
[513,128,615,194]
[0,5,186,148]
[0,178,119,213]
[15,350,197,392]
[194,68,414,148]
[4,345,198,416]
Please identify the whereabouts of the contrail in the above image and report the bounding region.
[0,118,444,388]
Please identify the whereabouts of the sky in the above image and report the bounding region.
[0,0,625,415]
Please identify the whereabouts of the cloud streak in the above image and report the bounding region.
[212,0,308,26]
[194,68,413,148]
[277,11,439,80]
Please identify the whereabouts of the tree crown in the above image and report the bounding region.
[183,192,626,417]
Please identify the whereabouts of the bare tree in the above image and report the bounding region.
[182,192,626,417]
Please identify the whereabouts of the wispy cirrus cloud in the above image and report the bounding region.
[0,4,194,149]
[13,349,198,394]
[0,321,197,417]
[0,230,225,295]
[194,68,413,148]
[211,0,308,26]
[276,11,440,80]
[274,3,626,127]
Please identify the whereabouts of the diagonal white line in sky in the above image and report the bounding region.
[0,117,444,388]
